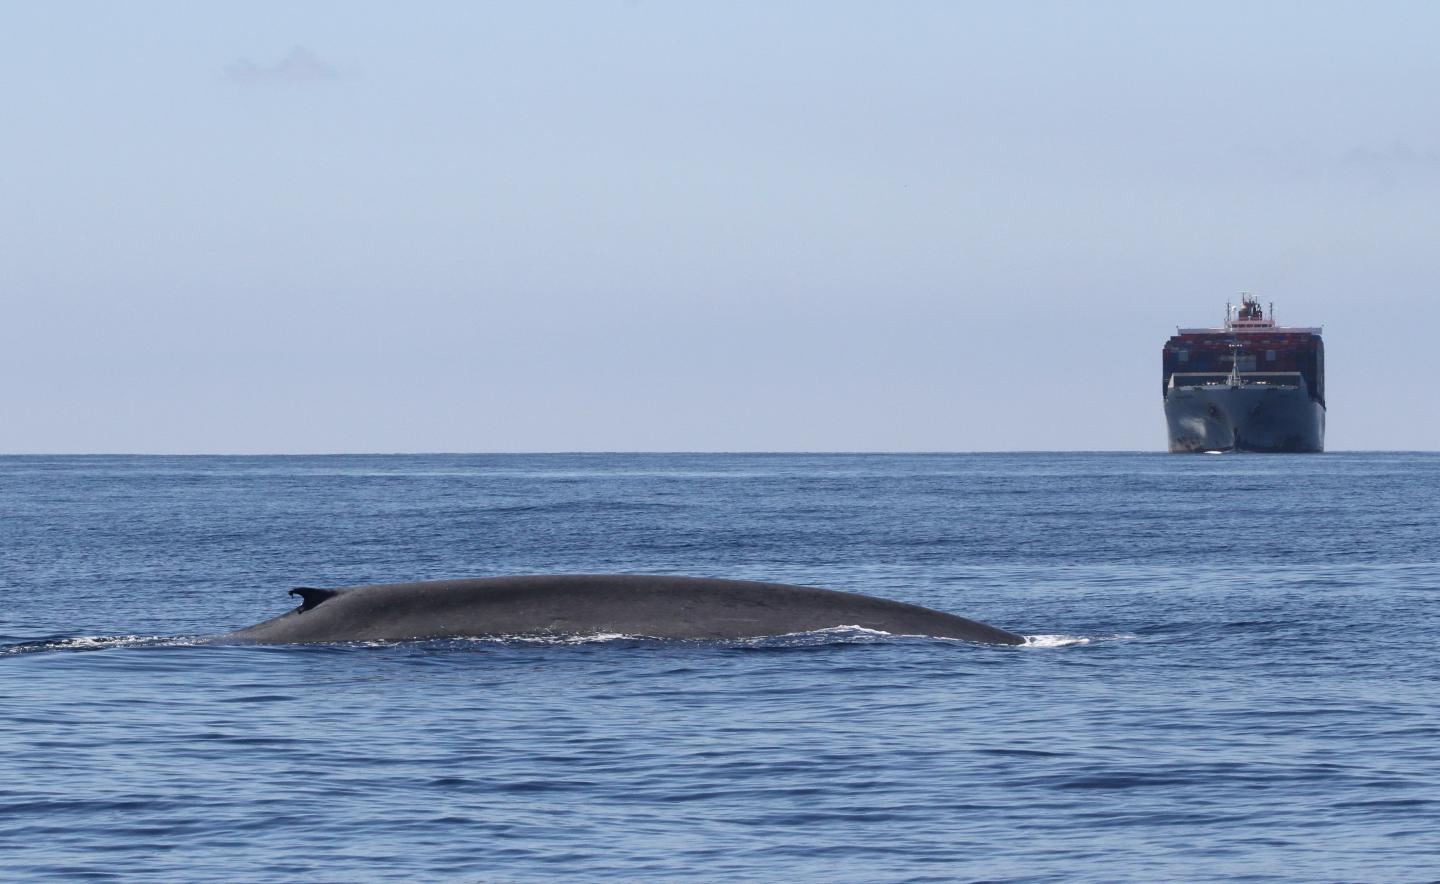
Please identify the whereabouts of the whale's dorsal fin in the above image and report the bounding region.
[289,587,339,613]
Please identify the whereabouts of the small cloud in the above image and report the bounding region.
[224,46,340,85]
[1341,142,1440,184]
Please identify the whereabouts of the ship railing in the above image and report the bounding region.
[1176,326,1323,335]
[1169,371,1305,389]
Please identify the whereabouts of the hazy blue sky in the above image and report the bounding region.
[4,1,1437,452]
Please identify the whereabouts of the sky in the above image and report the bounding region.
[3,0,1437,452]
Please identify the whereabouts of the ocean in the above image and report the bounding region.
[2,453,1437,881]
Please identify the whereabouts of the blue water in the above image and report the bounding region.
[2,453,1437,881]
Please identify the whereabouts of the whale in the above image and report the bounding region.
[221,575,1025,645]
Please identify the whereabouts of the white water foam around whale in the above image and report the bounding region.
[1022,633,1137,648]
[1023,634,1093,648]
[0,635,205,657]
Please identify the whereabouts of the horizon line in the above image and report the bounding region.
[1,449,1434,457]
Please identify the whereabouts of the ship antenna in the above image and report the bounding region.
[1227,305,1244,386]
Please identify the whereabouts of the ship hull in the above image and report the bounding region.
[1164,384,1325,453]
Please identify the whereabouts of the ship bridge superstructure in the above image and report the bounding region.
[1176,294,1323,336]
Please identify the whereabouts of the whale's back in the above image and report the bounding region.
[222,575,1025,645]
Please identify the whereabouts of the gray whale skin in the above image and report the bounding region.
[222,575,1025,645]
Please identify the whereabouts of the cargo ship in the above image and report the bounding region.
[1162,295,1325,452]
